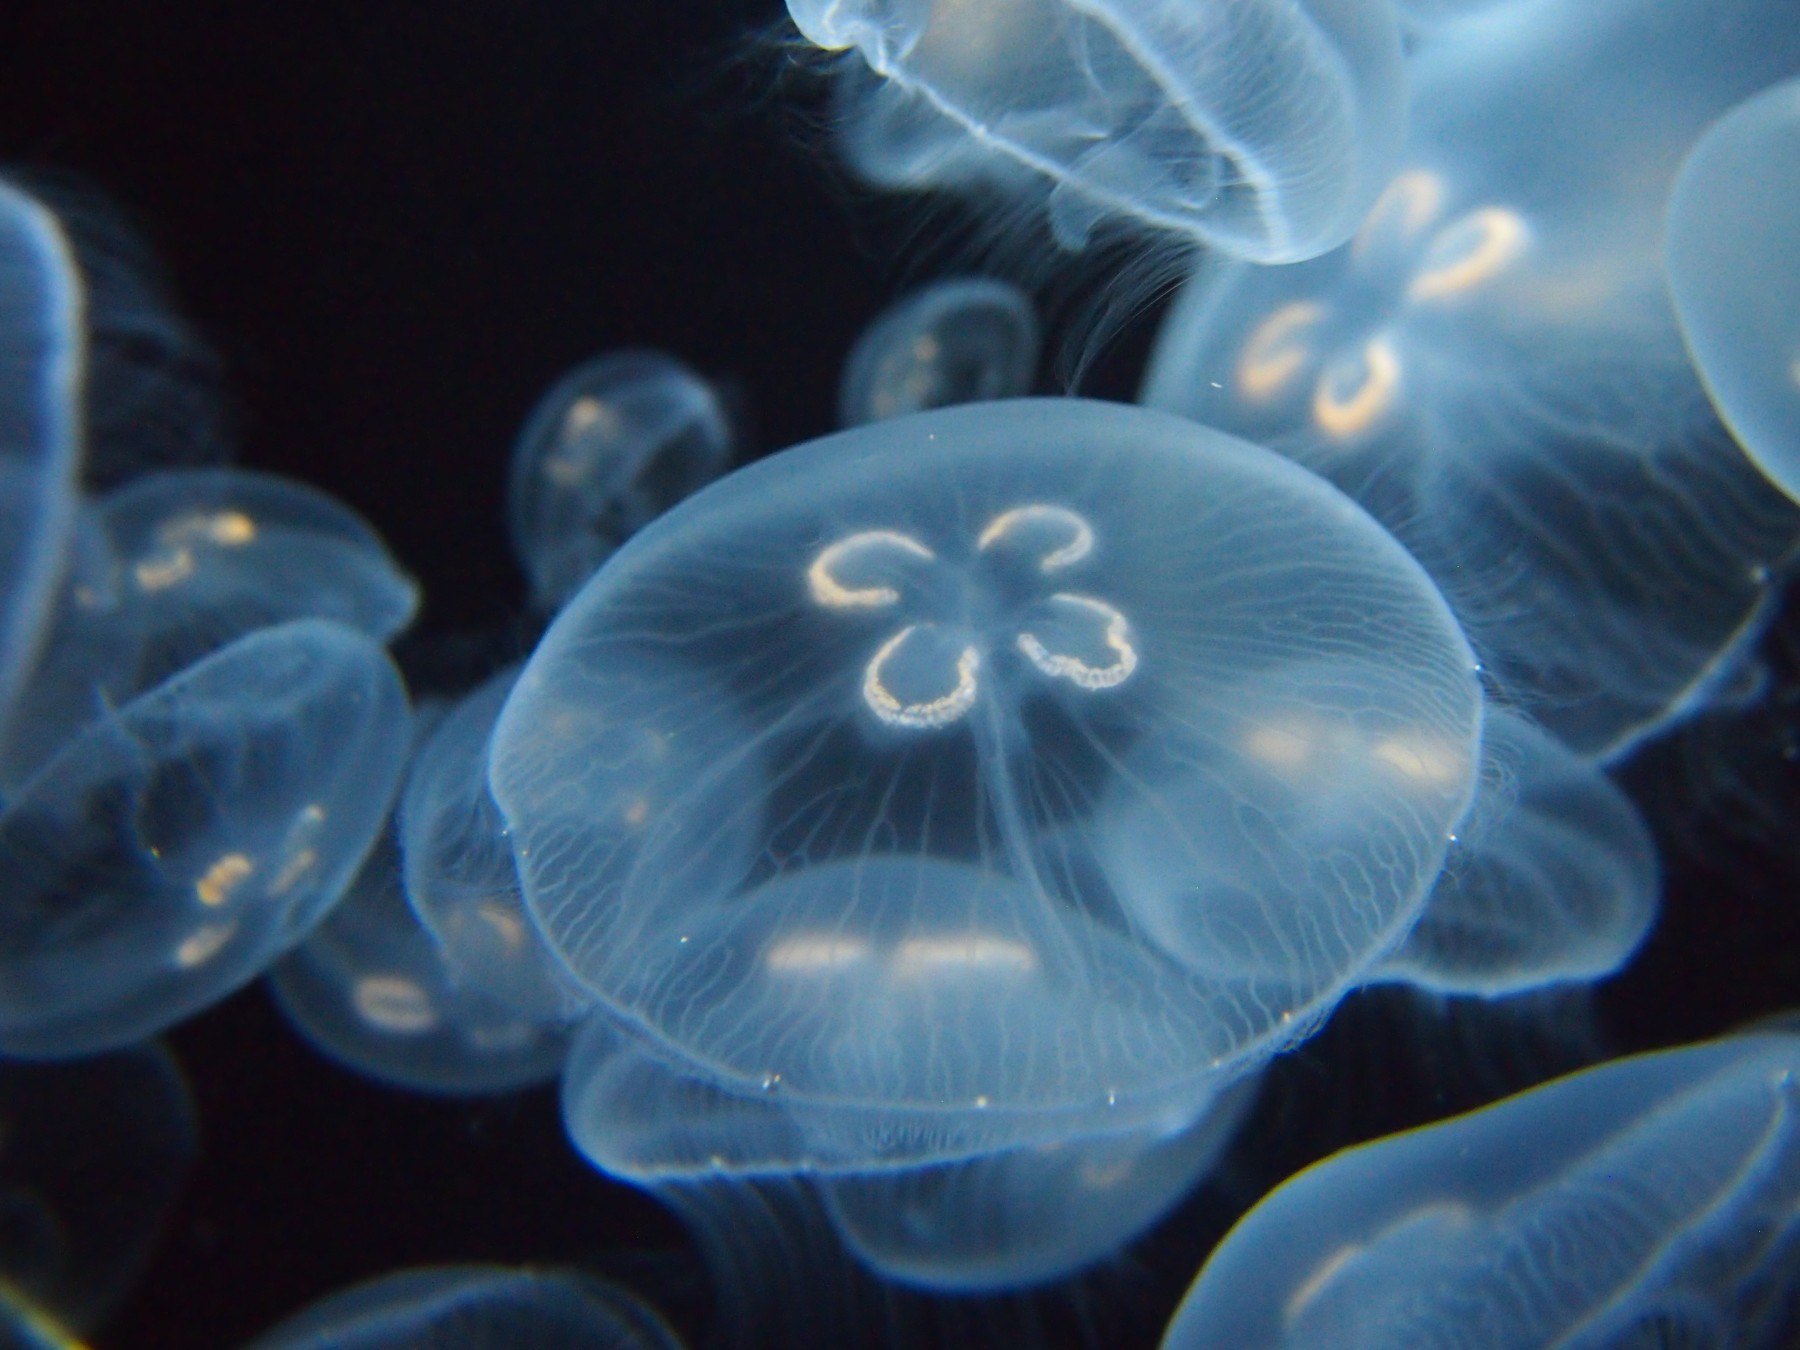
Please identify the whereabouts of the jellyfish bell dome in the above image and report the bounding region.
[495,398,1483,1173]
[788,0,1409,264]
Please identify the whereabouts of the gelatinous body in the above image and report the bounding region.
[508,350,731,612]
[1160,1031,1800,1350]
[839,277,1039,425]
[0,619,409,1057]
[792,0,1407,263]
[1143,0,1800,757]
[1667,77,1800,505]
[500,399,1481,1172]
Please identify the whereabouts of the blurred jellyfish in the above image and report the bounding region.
[270,824,571,1097]
[498,398,1481,1176]
[1372,706,1659,996]
[1143,0,1800,758]
[0,618,409,1058]
[246,1266,683,1350]
[0,1045,195,1338]
[0,178,81,738]
[1666,77,1800,506]
[839,277,1039,426]
[1159,1028,1800,1349]
[399,665,588,1023]
[789,0,1407,264]
[507,350,731,613]
[0,468,418,788]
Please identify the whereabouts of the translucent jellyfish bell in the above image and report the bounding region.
[1142,0,1800,757]
[1666,77,1800,506]
[247,1266,683,1350]
[497,399,1482,1172]
[507,350,731,613]
[0,178,81,735]
[1159,1029,1800,1349]
[839,277,1039,426]
[0,618,410,1058]
[1372,707,1659,996]
[789,0,1408,263]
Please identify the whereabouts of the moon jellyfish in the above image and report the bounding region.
[0,1045,195,1337]
[1666,77,1800,506]
[1,468,419,787]
[839,277,1039,426]
[1373,706,1659,996]
[270,825,570,1096]
[1142,0,1800,758]
[1160,1028,1800,1349]
[246,1266,683,1350]
[399,666,588,1023]
[0,618,409,1058]
[788,0,1408,264]
[497,398,1482,1173]
[0,178,80,735]
[507,350,731,614]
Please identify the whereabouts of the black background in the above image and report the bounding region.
[1,3,1798,1347]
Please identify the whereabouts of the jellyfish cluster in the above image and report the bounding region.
[2,0,1799,1344]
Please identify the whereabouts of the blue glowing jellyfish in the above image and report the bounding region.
[507,350,732,613]
[1160,1028,1800,1349]
[1373,706,1659,996]
[497,398,1482,1173]
[1143,0,1800,758]
[246,1266,684,1350]
[1666,77,1800,507]
[788,0,1408,263]
[839,276,1039,426]
[0,618,410,1058]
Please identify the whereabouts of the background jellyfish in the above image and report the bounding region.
[498,398,1482,1176]
[788,0,1409,264]
[1159,1027,1800,1349]
[1665,77,1800,507]
[1142,0,1800,758]
[508,349,732,614]
[838,276,1039,426]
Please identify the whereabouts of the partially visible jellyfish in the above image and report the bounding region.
[1666,77,1800,505]
[497,398,1482,1174]
[0,178,81,735]
[1372,706,1659,996]
[788,0,1408,264]
[0,618,410,1058]
[1159,1028,1800,1349]
[1142,0,1800,758]
[0,1045,195,1339]
[507,350,731,613]
[1,468,418,788]
[399,666,588,1023]
[269,825,570,1096]
[838,277,1038,426]
[246,1266,683,1350]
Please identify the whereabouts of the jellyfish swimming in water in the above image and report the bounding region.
[787,0,1408,264]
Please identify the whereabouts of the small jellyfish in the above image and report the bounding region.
[0,468,418,788]
[0,177,81,736]
[270,824,571,1097]
[398,665,589,1023]
[496,398,1481,1173]
[1666,77,1800,506]
[245,1266,683,1350]
[1159,1029,1800,1349]
[1142,0,1800,757]
[507,350,731,613]
[1372,706,1659,996]
[839,277,1039,426]
[788,0,1408,263]
[0,618,409,1058]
